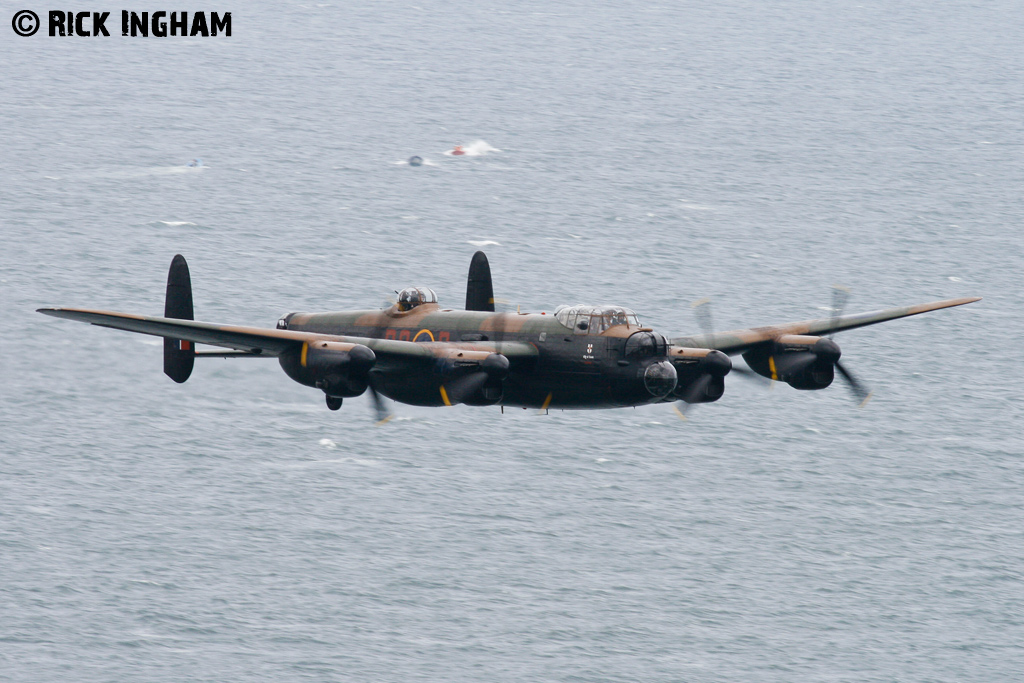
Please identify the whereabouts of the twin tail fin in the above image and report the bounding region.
[163,254,195,383]
[465,251,496,312]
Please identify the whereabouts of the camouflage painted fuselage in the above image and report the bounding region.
[280,303,662,409]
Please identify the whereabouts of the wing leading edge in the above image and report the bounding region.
[670,297,981,355]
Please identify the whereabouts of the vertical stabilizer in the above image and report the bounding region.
[163,254,195,383]
[465,251,495,312]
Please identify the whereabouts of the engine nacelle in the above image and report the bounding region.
[785,363,835,390]
[456,353,510,406]
[279,341,376,397]
[742,335,838,390]
[667,347,731,404]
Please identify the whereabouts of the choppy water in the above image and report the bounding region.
[2,1,1023,680]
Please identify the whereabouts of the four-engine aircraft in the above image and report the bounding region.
[38,252,980,420]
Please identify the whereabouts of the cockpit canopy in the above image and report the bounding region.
[554,305,641,334]
[396,286,437,311]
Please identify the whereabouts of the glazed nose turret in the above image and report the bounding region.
[643,360,678,398]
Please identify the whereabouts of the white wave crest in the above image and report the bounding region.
[445,140,500,156]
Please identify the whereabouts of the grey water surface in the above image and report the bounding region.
[2,1,1023,681]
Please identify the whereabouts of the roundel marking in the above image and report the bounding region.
[414,329,435,342]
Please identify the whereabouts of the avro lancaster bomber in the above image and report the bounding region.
[38,252,979,420]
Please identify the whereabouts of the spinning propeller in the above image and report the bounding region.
[367,376,393,424]
[672,298,733,418]
[686,290,872,412]
[758,286,871,405]
[825,285,872,406]
[689,298,767,386]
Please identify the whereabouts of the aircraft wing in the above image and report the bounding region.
[36,308,539,366]
[669,297,981,355]
[39,307,313,355]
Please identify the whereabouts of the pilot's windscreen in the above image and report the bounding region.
[556,306,639,333]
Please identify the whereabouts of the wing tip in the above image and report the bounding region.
[936,296,982,308]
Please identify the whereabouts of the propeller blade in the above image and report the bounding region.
[826,288,871,405]
[828,285,851,338]
[691,297,715,348]
[679,372,713,404]
[674,373,713,419]
[674,303,725,421]
[835,359,872,406]
[367,377,392,424]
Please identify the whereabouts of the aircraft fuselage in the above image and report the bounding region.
[280,303,666,409]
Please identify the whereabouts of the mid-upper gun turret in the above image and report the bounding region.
[396,286,437,311]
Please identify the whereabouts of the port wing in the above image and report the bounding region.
[38,307,538,364]
[670,297,981,355]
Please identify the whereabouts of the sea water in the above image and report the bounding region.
[2,1,1022,680]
